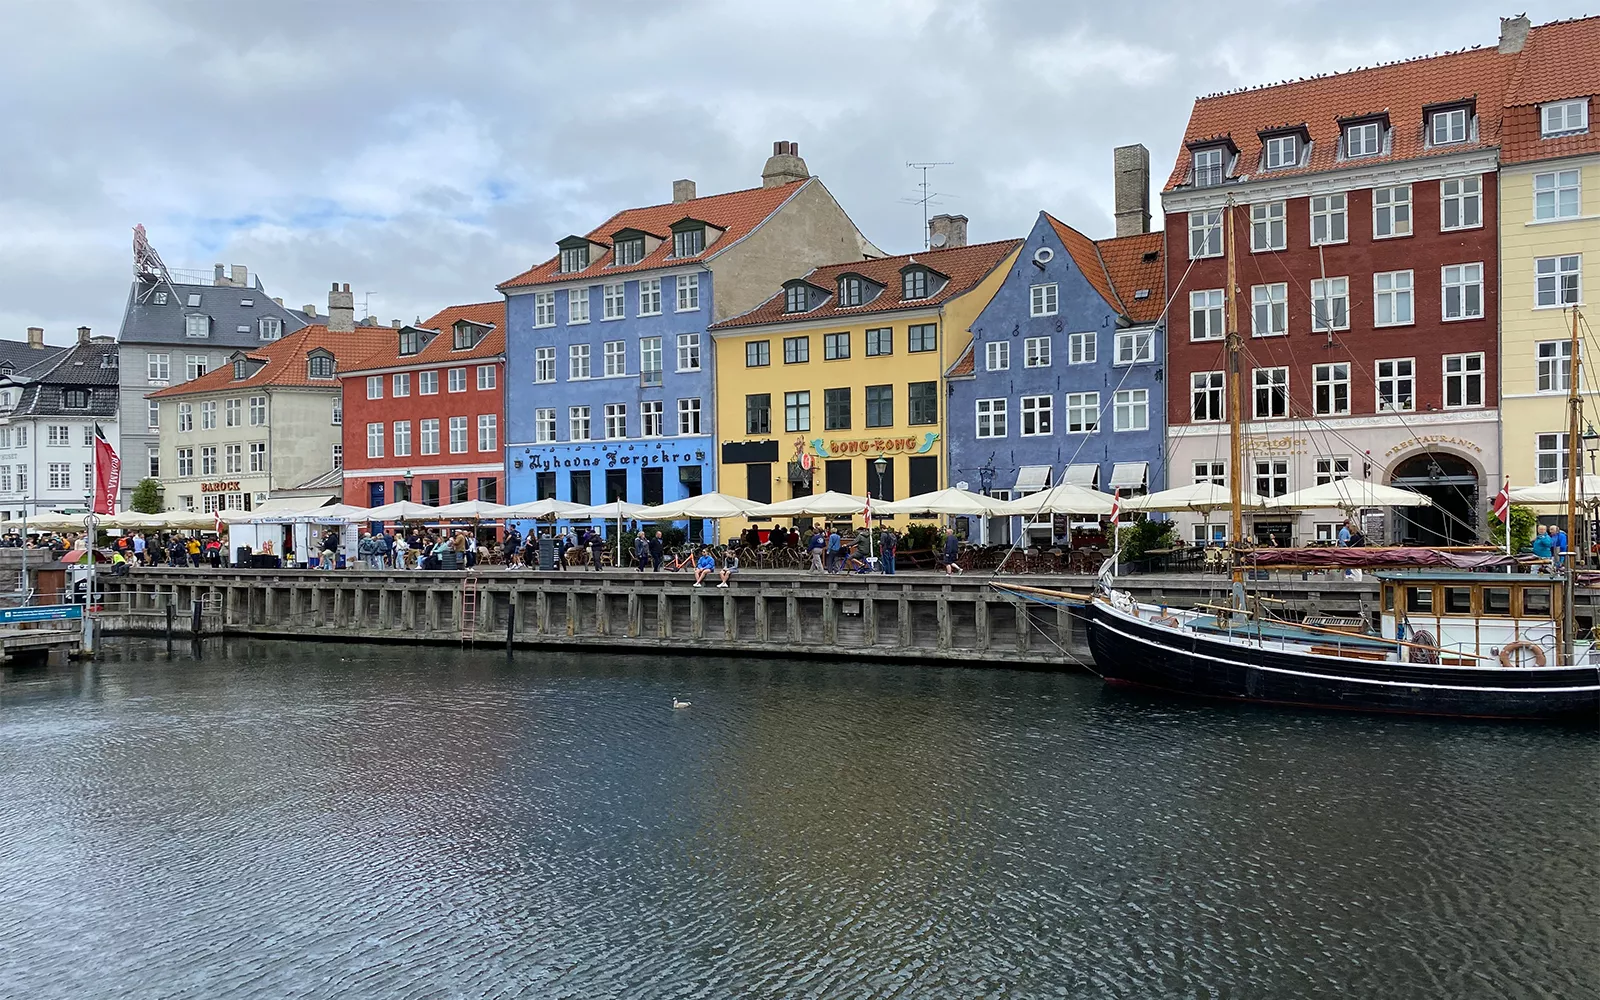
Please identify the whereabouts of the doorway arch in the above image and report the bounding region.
[1389,452,1480,546]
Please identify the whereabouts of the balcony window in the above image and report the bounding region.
[1192,146,1225,187]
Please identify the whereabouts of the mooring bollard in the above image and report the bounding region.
[166,602,175,641]
[191,600,202,637]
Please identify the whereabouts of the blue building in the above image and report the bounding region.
[498,142,879,540]
[946,210,1167,544]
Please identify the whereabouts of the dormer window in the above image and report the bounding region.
[233,359,247,380]
[784,284,811,313]
[672,227,705,258]
[452,322,480,350]
[559,245,589,273]
[259,317,282,341]
[185,313,209,338]
[1430,106,1469,146]
[64,389,90,408]
[1345,121,1381,157]
[1192,146,1226,187]
[1542,99,1590,138]
[398,329,420,356]
[1264,133,1300,170]
[613,237,646,266]
[837,276,865,307]
[308,354,335,380]
[903,268,928,300]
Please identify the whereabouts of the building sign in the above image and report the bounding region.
[201,481,242,493]
[1243,435,1308,456]
[0,604,83,624]
[810,432,940,458]
[519,442,708,472]
[1382,435,1484,460]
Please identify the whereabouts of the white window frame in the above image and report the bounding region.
[1430,107,1468,146]
[1019,395,1053,437]
[420,417,440,454]
[419,370,438,395]
[1535,254,1582,308]
[677,397,702,436]
[1313,362,1350,416]
[985,341,1009,371]
[533,292,556,327]
[569,344,591,380]
[1065,392,1100,434]
[1310,276,1349,332]
[639,278,662,316]
[1373,184,1412,239]
[1251,283,1287,337]
[447,367,467,393]
[393,420,412,457]
[535,347,556,383]
[1190,289,1224,341]
[366,422,384,459]
[567,287,590,324]
[676,273,700,312]
[146,352,170,382]
[602,282,626,321]
[1113,389,1148,432]
[1533,169,1581,222]
[975,398,1007,438]
[178,402,192,432]
[1029,283,1058,317]
[393,372,411,396]
[448,416,468,454]
[677,333,701,372]
[477,414,497,452]
[1309,193,1347,246]
[1441,263,1484,321]
[477,365,496,390]
[366,375,383,400]
[1376,358,1416,412]
[1253,367,1288,420]
[603,404,627,440]
[224,397,241,427]
[1315,457,1351,486]
[1115,328,1154,365]
[1541,100,1590,138]
[603,340,627,378]
[1536,432,1570,484]
[249,442,267,473]
[1263,134,1299,170]
[1191,371,1224,423]
[1345,121,1381,157]
[1193,461,1226,487]
[1374,270,1414,327]
[1188,210,1222,259]
[1443,353,1485,409]
[148,400,160,429]
[1067,332,1096,365]
[1440,176,1482,231]
[1250,201,1286,251]
[534,408,556,443]
[569,406,591,442]
[641,400,664,438]
[1024,336,1051,368]
[1536,340,1574,394]
[1254,459,1290,499]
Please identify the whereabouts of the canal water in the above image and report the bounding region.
[1,639,1595,999]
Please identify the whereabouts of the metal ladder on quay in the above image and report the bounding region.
[460,573,479,644]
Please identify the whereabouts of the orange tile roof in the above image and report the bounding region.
[1097,231,1166,325]
[946,341,976,378]
[147,324,394,398]
[345,300,505,372]
[1047,216,1122,312]
[498,180,810,289]
[709,239,1022,330]
[1501,17,1600,164]
[1164,46,1518,191]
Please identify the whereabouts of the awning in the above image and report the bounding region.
[255,495,335,514]
[1064,464,1099,488]
[1013,465,1053,493]
[1109,462,1148,490]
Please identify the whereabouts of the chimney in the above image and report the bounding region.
[214,263,226,285]
[327,282,355,333]
[303,303,317,318]
[272,297,283,306]
[1499,14,1531,53]
[26,327,43,349]
[1113,143,1152,237]
[761,140,810,188]
[927,213,969,249]
[673,179,697,203]
[230,265,247,287]
[77,326,91,344]
[391,319,402,329]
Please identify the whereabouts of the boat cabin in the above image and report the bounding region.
[1377,571,1560,663]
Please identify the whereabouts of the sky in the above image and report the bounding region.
[0,0,1591,344]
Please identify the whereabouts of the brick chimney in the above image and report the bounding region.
[1113,143,1151,237]
[214,264,226,285]
[928,214,968,249]
[327,282,355,333]
[673,179,697,203]
[1499,14,1531,53]
[230,264,247,287]
[26,327,43,349]
[77,325,91,344]
[303,303,317,318]
[762,140,809,188]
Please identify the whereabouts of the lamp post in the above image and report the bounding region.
[1583,426,1599,567]
[872,455,887,572]
[402,470,414,503]
[978,462,996,546]
[1585,424,1599,474]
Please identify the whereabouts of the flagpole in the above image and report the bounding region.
[84,425,97,657]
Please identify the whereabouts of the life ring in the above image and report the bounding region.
[1498,640,1548,668]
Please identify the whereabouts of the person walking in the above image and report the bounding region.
[941,529,963,575]
[588,529,604,570]
[826,527,841,573]
[808,528,825,572]
[649,530,664,571]
[880,527,897,575]
[634,532,648,572]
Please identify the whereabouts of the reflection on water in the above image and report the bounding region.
[1,639,1596,999]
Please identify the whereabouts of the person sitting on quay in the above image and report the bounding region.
[693,548,716,587]
[110,549,129,577]
[718,548,739,588]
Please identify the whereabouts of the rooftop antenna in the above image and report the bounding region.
[359,291,376,321]
[131,224,178,303]
[903,161,954,248]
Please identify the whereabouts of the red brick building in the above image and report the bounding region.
[1162,40,1519,546]
[339,302,505,509]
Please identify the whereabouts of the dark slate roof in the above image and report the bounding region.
[5,340,121,417]
[0,340,66,377]
[117,278,312,348]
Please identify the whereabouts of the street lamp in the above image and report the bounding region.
[872,455,887,571]
[403,470,414,502]
[1585,424,1599,474]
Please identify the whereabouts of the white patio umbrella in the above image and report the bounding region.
[565,500,656,520]
[751,490,871,518]
[428,500,511,520]
[648,492,768,520]
[874,487,1010,516]
[501,497,586,518]
[22,510,94,531]
[1121,481,1272,512]
[364,500,441,522]
[1272,478,1433,510]
[991,483,1115,516]
[1509,476,1600,504]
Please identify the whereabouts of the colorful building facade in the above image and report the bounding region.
[946,211,1165,544]
[497,141,878,537]
[708,234,1021,530]
[1496,17,1600,492]
[339,301,506,509]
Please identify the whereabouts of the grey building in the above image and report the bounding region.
[116,258,317,506]
[0,327,121,519]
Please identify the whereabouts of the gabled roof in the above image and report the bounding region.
[147,324,393,398]
[1044,217,1166,325]
[946,341,976,379]
[710,239,1023,331]
[117,278,311,347]
[1165,46,1518,191]
[1502,17,1600,164]
[345,301,506,373]
[0,340,66,377]
[4,340,121,417]
[499,180,811,289]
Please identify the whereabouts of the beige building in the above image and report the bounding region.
[148,320,391,513]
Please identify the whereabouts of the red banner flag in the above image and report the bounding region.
[1491,479,1511,524]
[92,424,120,515]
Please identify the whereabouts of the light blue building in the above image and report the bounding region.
[498,141,880,540]
[946,211,1167,544]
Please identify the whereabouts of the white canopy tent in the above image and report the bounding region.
[752,491,871,518]
[1508,477,1600,505]
[647,492,768,520]
[1122,482,1273,512]
[1271,479,1433,510]
[501,498,586,519]
[874,487,1010,517]
[990,483,1115,516]
[358,500,440,522]
[426,500,512,520]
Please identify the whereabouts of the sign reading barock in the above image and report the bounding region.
[92,424,120,515]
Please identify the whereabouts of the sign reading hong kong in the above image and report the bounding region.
[521,443,709,471]
[810,433,940,458]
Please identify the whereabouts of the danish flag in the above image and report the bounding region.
[1491,479,1511,524]
[1109,488,1121,523]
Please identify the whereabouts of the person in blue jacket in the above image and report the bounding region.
[693,548,716,587]
[1532,525,1556,564]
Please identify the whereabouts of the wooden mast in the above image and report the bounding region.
[1564,305,1582,662]
[1224,201,1245,595]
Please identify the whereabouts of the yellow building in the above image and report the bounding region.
[708,230,1021,528]
[1497,23,1600,490]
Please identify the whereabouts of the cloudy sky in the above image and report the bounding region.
[1,0,1589,343]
